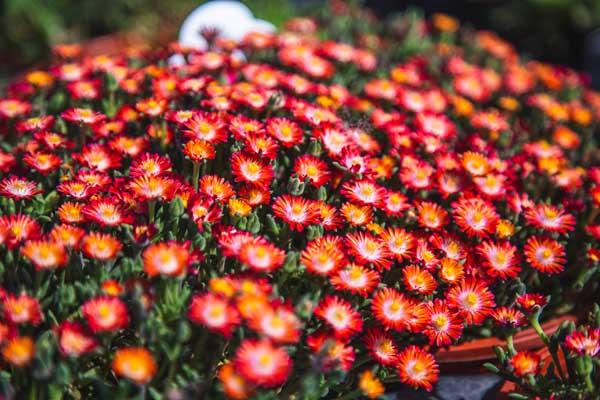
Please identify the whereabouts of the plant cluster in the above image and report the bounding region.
[0,2,599,399]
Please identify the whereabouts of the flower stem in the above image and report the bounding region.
[529,315,566,381]
[192,162,200,192]
[148,200,156,225]
[506,333,516,356]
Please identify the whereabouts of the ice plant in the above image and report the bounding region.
[1,3,600,398]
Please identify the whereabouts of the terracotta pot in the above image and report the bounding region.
[80,32,146,57]
[435,314,576,373]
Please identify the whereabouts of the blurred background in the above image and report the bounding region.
[1,0,600,86]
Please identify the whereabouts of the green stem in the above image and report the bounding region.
[192,162,200,192]
[148,200,156,225]
[584,372,594,394]
[529,315,566,381]
[506,333,516,356]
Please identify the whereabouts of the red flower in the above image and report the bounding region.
[447,279,495,325]
[0,176,42,200]
[524,236,566,274]
[301,235,346,276]
[143,241,190,277]
[188,293,240,337]
[306,331,355,372]
[112,347,157,384]
[81,232,122,261]
[371,288,413,331]
[55,322,97,357]
[396,346,439,391]
[364,328,398,366]
[510,351,541,377]
[83,198,133,227]
[345,232,392,271]
[234,339,292,387]
[21,239,68,270]
[2,294,42,325]
[294,155,330,187]
[128,175,178,201]
[516,293,548,312]
[452,197,499,237]
[231,152,273,188]
[416,201,448,230]
[490,307,526,328]
[267,117,303,147]
[564,327,600,357]
[248,304,300,344]
[341,180,386,207]
[422,300,463,347]
[183,112,228,143]
[0,214,41,249]
[61,108,105,125]
[82,296,129,332]
[23,152,62,174]
[238,238,286,272]
[129,153,172,177]
[272,195,319,231]
[314,296,363,339]
[330,264,380,296]
[477,240,521,280]
[524,203,576,234]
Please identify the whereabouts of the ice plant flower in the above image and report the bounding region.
[509,350,541,377]
[142,241,190,277]
[524,236,566,274]
[314,296,363,339]
[2,336,35,367]
[81,232,122,261]
[447,279,495,324]
[358,370,385,399]
[0,176,42,200]
[21,239,68,270]
[272,195,319,231]
[396,346,439,391]
[112,347,157,384]
[234,339,292,388]
[55,322,98,357]
[188,293,240,337]
[82,296,129,332]
[564,328,600,357]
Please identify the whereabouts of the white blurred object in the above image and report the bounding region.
[178,1,276,49]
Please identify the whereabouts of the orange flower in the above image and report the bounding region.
[3,294,42,325]
[21,239,68,270]
[82,296,129,332]
[314,296,363,339]
[234,339,292,388]
[82,232,122,261]
[218,363,254,400]
[396,346,439,391]
[55,322,97,357]
[301,236,346,276]
[112,347,157,384]
[359,370,385,399]
[524,236,566,274]
[142,241,190,277]
[182,139,215,163]
[510,351,541,377]
[188,293,240,337]
[432,13,459,32]
[447,279,495,325]
[2,336,35,367]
